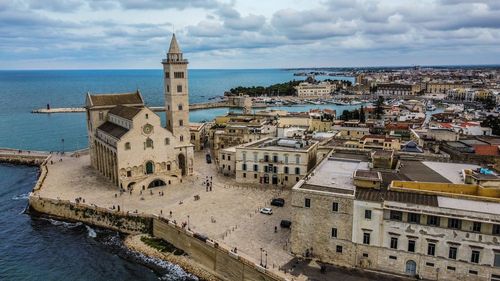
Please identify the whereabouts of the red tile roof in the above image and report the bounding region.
[474,145,500,156]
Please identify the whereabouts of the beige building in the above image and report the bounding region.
[295,81,335,98]
[228,138,319,187]
[291,154,500,281]
[189,122,208,151]
[86,34,194,188]
[376,83,421,96]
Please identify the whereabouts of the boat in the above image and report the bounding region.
[426,104,436,111]
[350,101,362,105]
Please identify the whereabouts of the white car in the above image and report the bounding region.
[260,208,273,215]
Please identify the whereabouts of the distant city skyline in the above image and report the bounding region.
[1,0,500,69]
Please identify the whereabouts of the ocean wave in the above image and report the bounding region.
[43,218,83,229]
[85,225,97,238]
[12,193,29,200]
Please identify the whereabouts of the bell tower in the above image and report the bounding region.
[163,33,190,144]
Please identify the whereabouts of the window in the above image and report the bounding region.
[126,171,131,177]
[295,155,300,164]
[389,256,397,260]
[191,134,195,141]
[165,71,169,78]
[408,213,420,224]
[145,138,153,148]
[242,153,246,162]
[174,72,184,78]
[427,215,440,226]
[284,155,289,164]
[167,85,169,92]
[242,164,247,171]
[449,247,457,259]
[145,114,148,119]
[222,154,225,160]
[180,135,183,142]
[473,222,481,232]
[363,233,370,245]
[264,166,268,173]
[362,253,369,257]
[408,240,416,252]
[167,164,171,171]
[469,270,478,275]
[448,218,462,230]
[165,138,170,145]
[243,173,246,178]
[284,166,289,174]
[390,237,398,249]
[304,198,311,208]
[427,243,436,256]
[273,155,278,162]
[177,85,182,93]
[254,174,257,179]
[390,210,403,221]
[178,104,183,110]
[125,142,131,150]
[180,120,185,126]
[98,111,104,120]
[494,253,500,267]
[365,210,372,219]
[447,266,456,271]
[471,250,480,263]
[336,245,342,253]
[493,224,500,235]
[331,228,337,238]
[295,167,300,175]
[264,155,269,162]
[332,202,339,212]
[228,155,231,161]
[228,165,231,171]
[253,153,258,162]
[426,262,434,267]
[253,164,258,172]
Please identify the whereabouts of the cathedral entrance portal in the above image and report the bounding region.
[178,153,186,176]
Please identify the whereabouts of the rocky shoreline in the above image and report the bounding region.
[124,234,220,281]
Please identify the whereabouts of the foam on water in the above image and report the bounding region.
[85,225,97,238]
[11,193,29,200]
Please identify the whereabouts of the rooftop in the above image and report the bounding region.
[97,122,129,140]
[242,138,316,151]
[108,105,142,120]
[301,157,369,192]
[87,90,144,108]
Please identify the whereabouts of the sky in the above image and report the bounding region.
[1,0,499,69]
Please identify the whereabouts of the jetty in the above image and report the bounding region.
[0,148,51,166]
[32,101,230,114]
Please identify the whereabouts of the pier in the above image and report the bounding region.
[0,148,50,166]
[31,101,230,114]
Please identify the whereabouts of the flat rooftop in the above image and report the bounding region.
[301,157,369,192]
[399,161,479,184]
[242,138,316,151]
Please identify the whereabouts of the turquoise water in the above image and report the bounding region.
[0,69,354,151]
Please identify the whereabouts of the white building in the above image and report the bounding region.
[295,81,335,98]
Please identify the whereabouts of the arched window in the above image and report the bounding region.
[145,161,154,174]
[146,138,153,148]
[180,135,184,142]
[178,104,183,110]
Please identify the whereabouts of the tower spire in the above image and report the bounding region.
[168,33,181,54]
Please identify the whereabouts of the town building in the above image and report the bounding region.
[85,34,194,188]
[295,79,336,98]
[189,122,208,151]
[291,153,500,281]
[223,138,319,187]
[376,83,421,96]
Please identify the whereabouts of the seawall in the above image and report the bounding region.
[0,149,49,166]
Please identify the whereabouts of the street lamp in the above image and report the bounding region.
[61,138,65,153]
[260,248,263,266]
[264,250,268,268]
[187,215,190,229]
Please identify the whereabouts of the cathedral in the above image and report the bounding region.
[85,34,194,189]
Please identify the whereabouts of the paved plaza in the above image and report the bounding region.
[38,151,396,281]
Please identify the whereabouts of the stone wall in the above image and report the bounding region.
[29,195,153,234]
[153,217,287,281]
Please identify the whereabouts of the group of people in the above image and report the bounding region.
[203,176,214,192]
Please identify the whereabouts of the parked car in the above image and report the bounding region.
[280,220,292,228]
[260,207,273,215]
[205,154,212,163]
[271,198,285,207]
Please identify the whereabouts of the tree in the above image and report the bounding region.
[375,96,384,119]
[351,109,360,120]
[481,115,500,135]
[340,110,351,120]
[480,96,496,111]
[359,105,366,123]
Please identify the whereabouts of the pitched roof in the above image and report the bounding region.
[87,91,144,107]
[108,105,142,120]
[97,122,129,139]
[474,145,500,156]
[168,33,181,53]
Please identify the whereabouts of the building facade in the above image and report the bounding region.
[86,34,194,188]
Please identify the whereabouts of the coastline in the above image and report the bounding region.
[124,234,219,281]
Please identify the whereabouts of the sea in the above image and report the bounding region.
[0,69,355,280]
